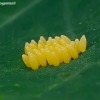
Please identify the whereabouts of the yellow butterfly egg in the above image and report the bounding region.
[61,46,71,63]
[51,39,58,47]
[28,52,39,70]
[74,39,80,54]
[38,52,47,66]
[31,40,38,47]
[54,46,63,63]
[40,36,46,44]
[25,46,34,55]
[22,54,30,68]
[70,41,75,48]
[38,40,45,47]
[40,48,47,58]
[60,39,66,46]
[61,35,71,44]
[51,52,60,66]
[55,36,61,44]
[38,43,44,50]
[56,46,64,63]
[24,42,30,54]
[66,44,78,59]
[47,37,52,44]
[48,37,52,41]
[32,49,41,66]
[33,50,47,67]
[45,49,53,65]
[79,35,86,52]
[46,40,52,46]
[29,43,37,49]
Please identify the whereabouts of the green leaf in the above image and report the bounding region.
[0,0,100,100]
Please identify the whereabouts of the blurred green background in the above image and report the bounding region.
[0,0,100,100]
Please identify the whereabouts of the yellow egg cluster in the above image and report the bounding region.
[22,35,86,70]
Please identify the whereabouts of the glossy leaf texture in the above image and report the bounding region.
[0,0,100,100]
